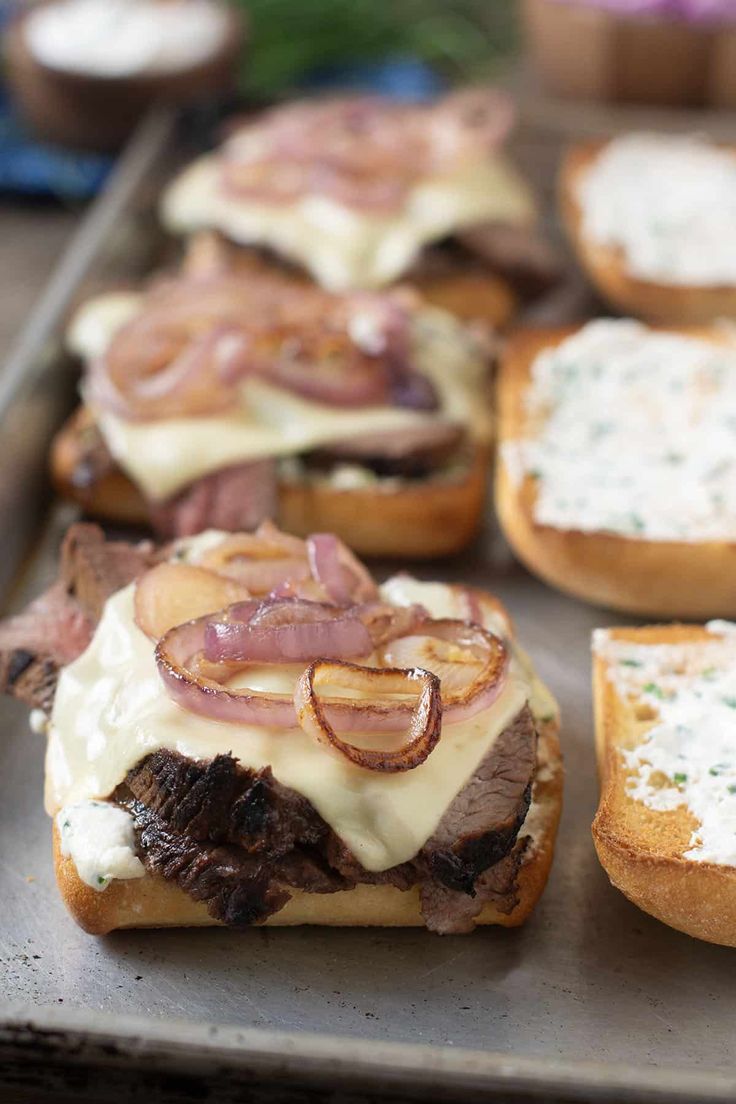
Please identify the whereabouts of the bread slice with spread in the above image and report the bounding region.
[0,523,562,935]
[561,134,736,325]
[593,623,736,946]
[495,318,736,618]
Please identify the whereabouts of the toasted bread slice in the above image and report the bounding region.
[53,720,562,935]
[495,324,736,618]
[561,141,736,325]
[592,624,736,946]
[52,406,489,559]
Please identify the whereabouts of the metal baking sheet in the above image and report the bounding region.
[2,107,736,1104]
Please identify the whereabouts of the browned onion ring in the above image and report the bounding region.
[294,661,441,773]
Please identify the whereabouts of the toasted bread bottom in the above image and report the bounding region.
[561,141,736,326]
[52,725,562,935]
[593,626,736,946]
[409,266,516,328]
[51,408,489,558]
[495,326,736,618]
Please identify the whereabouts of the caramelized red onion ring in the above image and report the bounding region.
[199,526,311,595]
[381,619,509,725]
[294,661,442,773]
[88,263,425,421]
[220,90,515,211]
[204,598,373,664]
[306,533,377,605]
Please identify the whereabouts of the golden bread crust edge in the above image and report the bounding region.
[495,326,736,618]
[52,724,562,935]
[561,141,736,325]
[592,625,736,946]
[51,408,489,559]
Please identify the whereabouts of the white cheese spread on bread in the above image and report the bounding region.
[578,133,736,287]
[56,800,145,889]
[162,154,535,292]
[503,319,736,541]
[594,626,736,866]
[45,538,550,874]
[70,299,492,501]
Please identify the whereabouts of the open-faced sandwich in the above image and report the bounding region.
[161,90,558,321]
[53,236,493,556]
[562,133,736,324]
[496,318,736,618]
[0,522,562,935]
[593,622,736,946]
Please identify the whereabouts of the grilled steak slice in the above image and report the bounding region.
[122,752,326,855]
[61,523,153,622]
[455,222,562,298]
[0,523,151,710]
[148,459,278,538]
[420,706,536,894]
[0,582,93,712]
[420,845,527,935]
[114,704,537,932]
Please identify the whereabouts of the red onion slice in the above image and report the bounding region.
[204,598,373,664]
[200,528,311,595]
[306,533,377,605]
[381,619,509,725]
[295,661,442,772]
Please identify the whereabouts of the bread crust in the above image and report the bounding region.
[51,407,489,559]
[495,325,736,618]
[52,721,562,935]
[408,267,516,329]
[561,141,736,325]
[592,625,736,946]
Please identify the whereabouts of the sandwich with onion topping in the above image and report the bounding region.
[52,235,493,556]
[161,90,559,321]
[0,522,562,934]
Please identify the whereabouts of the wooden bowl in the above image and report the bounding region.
[4,1,246,152]
[522,0,736,108]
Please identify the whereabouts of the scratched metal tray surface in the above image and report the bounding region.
[2,108,736,1104]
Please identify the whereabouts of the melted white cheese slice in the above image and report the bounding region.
[161,154,536,292]
[45,571,547,873]
[70,299,492,500]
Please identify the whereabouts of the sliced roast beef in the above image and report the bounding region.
[0,580,90,712]
[114,703,537,933]
[420,845,526,936]
[61,522,153,622]
[0,523,152,710]
[453,223,562,298]
[148,459,277,538]
[122,752,326,855]
[419,706,536,894]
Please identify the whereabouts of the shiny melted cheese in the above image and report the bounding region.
[45,567,548,873]
[161,154,536,292]
[71,299,492,500]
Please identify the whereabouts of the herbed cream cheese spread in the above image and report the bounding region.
[578,132,736,287]
[161,154,535,292]
[56,800,145,889]
[594,625,736,866]
[69,296,492,501]
[45,538,552,877]
[503,318,736,541]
